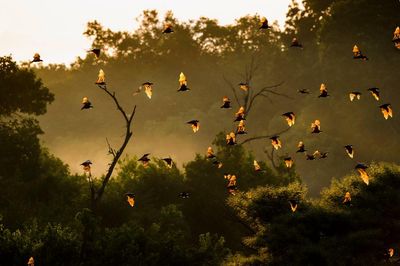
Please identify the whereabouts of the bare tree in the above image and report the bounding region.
[89,83,137,211]
[223,56,293,169]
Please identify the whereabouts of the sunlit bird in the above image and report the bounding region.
[254,160,261,171]
[344,145,354,158]
[289,200,298,212]
[236,120,247,134]
[235,106,245,121]
[393,26,400,49]
[343,192,351,205]
[125,193,135,207]
[226,132,236,145]
[162,157,173,168]
[31,53,42,63]
[207,147,216,159]
[314,150,328,159]
[27,257,35,266]
[282,112,295,127]
[318,83,329,98]
[187,120,200,133]
[388,248,395,258]
[305,153,316,160]
[290,37,303,48]
[349,92,361,101]
[162,23,174,34]
[95,69,106,85]
[297,141,306,153]
[221,96,231,108]
[138,153,150,167]
[355,163,369,185]
[178,72,189,92]
[368,88,380,101]
[284,157,294,168]
[80,160,92,173]
[239,82,249,92]
[352,45,368,60]
[311,120,322,133]
[212,160,223,168]
[225,174,237,195]
[134,82,153,99]
[81,97,93,110]
[179,192,190,199]
[270,136,282,150]
[379,104,393,120]
[259,17,269,29]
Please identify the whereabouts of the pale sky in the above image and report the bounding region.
[0,0,291,64]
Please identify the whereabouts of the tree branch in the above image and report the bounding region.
[239,127,291,145]
[91,84,137,209]
[223,75,241,106]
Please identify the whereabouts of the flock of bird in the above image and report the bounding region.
[24,19,400,264]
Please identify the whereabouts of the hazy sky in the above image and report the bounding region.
[0,0,291,64]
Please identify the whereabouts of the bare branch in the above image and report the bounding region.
[106,138,116,158]
[239,127,291,145]
[91,84,137,209]
[222,75,241,106]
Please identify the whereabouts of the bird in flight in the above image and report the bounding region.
[355,163,369,185]
[138,153,151,167]
[90,48,101,58]
[297,141,306,153]
[225,174,238,195]
[125,193,135,207]
[344,145,354,158]
[162,157,173,169]
[133,82,153,99]
[178,72,189,92]
[212,160,223,169]
[368,88,380,101]
[187,120,200,133]
[162,23,173,34]
[235,106,245,121]
[349,92,361,101]
[221,96,231,108]
[81,97,93,110]
[352,45,368,60]
[239,82,249,92]
[31,53,43,63]
[236,120,247,134]
[81,160,92,174]
[284,157,294,168]
[27,257,35,266]
[311,120,322,133]
[270,136,282,150]
[318,83,329,98]
[95,69,106,85]
[226,132,236,145]
[282,112,295,127]
[259,17,269,30]
[379,104,393,120]
[254,160,261,171]
[207,147,216,159]
[289,200,298,212]
[343,192,351,206]
[393,26,400,49]
[290,37,303,48]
